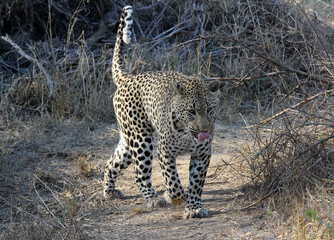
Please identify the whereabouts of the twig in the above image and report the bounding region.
[294,134,334,161]
[247,89,333,128]
[0,196,56,229]
[51,1,89,23]
[145,3,168,38]
[238,192,273,211]
[143,20,190,51]
[34,174,65,209]
[277,79,305,104]
[1,35,54,97]
[33,178,66,229]
[204,71,287,84]
[167,35,218,50]
[228,35,334,86]
[204,77,239,82]
[294,109,334,123]
[65,1,82,69]
[294,0,334,73]
[237,61,267,85]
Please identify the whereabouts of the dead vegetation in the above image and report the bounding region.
[1,0,334,239]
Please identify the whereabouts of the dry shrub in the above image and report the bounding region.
[242,108,334,194]
[223,2,334,238]
[239,96,334,237]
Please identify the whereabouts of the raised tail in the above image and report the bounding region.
[112,6,133,87]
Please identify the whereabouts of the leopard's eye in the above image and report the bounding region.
[188,109,196,116]
[207,106,216,115]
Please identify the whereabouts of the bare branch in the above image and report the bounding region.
[227,35,334,86]
[204,71,288,84]
[247,89,333,128]
[0,196,56,229]
[1,35,54,97]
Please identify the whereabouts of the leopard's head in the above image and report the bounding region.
[171,77,220,141]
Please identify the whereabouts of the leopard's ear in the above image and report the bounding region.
[172,81,185,95]
[208,81,220,93]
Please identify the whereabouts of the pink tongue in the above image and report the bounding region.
[197,131,209,141]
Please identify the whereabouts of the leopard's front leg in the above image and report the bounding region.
[158,145,187,205]
[184,141,212,219]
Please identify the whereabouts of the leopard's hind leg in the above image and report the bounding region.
[129,129,167,207]
[104,132,132,198]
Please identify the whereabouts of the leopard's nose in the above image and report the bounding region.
[198,115,211,132]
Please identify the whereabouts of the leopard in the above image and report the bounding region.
[104,5,220,219]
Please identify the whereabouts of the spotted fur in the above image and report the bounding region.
[104,6,220,219]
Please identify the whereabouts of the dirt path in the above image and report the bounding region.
[60,123,280,239]
[1,121,283,239]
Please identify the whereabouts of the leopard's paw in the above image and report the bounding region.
[183,207,208,219]
[146,196,168,208]
[103,189,125,199]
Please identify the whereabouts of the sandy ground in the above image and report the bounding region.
[1,121,287,239]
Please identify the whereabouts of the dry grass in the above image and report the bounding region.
[75,150,97,178]
[0,119,95,239]
[291,187,334,239]
[1,0,334,239]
